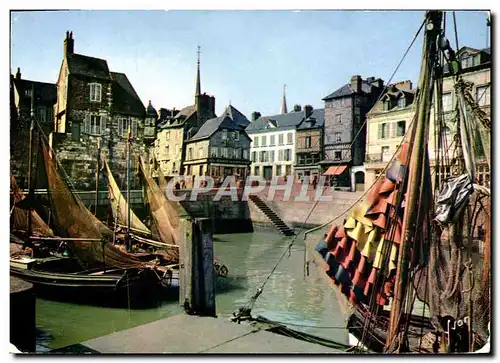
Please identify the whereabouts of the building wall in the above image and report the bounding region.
[294,127,323,178]
[184,139,210,176]
[248,130,295,177]
[363,107,415,188]
[50,112,146,190]
[428,66,491,166]
[323,97,354,163]
[155,126,184,176]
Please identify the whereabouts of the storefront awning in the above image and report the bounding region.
[323,165,347,176]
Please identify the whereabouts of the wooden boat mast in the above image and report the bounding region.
[126,124,132,251]
[386,10,442,352]
[95,137,101,214]
[26,84,35,239]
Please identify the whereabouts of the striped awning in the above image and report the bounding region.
[323,165,347,176]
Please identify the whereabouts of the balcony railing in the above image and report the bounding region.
[365,153,393,163]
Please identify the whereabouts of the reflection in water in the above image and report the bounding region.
[36,230,348,350]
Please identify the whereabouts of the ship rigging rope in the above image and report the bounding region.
[234,15,428,319]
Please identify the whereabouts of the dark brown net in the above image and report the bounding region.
[10,176,54,237]
[138,156,181,245]
[41,137,145,270]
[415,193,491,342]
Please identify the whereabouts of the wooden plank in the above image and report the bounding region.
[196,218,215,317]
[179,218,192,309]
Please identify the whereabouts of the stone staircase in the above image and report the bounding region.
[248,194,295,236]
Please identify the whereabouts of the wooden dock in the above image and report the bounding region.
[54,314,342,354]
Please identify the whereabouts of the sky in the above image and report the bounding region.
[10,10,490,118]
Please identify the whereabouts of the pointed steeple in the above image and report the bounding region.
[195,45,201,97]
[281,84,288,114]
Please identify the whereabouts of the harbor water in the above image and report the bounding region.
[35,230,349,351]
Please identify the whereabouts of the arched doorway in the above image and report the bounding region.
[354,171,365,192]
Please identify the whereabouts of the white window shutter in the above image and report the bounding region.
[118,119,122,136]
[100,115,106,134]
[378,124,382,139]
[84,114,90,133]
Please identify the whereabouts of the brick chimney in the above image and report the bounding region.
[350,75,362,93]
[64,31,74,58]
[304,105,313,119]
[15,67,21,80]
[251,111,261,122]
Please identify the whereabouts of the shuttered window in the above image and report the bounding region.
[89,83,102,102]
[84,114,105,135]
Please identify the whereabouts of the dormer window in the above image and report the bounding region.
[90,83,102,102]
[397,97,406,108]
[383,100,391,111]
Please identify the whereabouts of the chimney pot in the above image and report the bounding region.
[304,105,313,119]
[251,111,261,122]
[15,67,21,80]
[350,75,362,93]
[64,30,74,57]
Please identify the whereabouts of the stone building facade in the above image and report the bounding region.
[321,75,384,189]
[10,68,57,188]
[293,105,324,180]
[50,31,147,190]
[183,115,251,179]
[363,80,416,189]
[152,51,216,178]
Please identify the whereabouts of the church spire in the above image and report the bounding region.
[195,45,201,97]
[281,84,288,114]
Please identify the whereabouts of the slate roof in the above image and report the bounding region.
[12,78,57,107]
[245,109,324,134]
[146,101,158,118]
[186,115,243,142]
[322,79,381,101]
[175,105,196,120]
[296,109,325,130]
[224,105,250,128]
[67,54,111,80]
[110,72,145,117]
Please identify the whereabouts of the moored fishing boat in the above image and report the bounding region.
[311,11,490,353]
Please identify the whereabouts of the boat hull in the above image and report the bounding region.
[346,308,435,353]
[10,257,166,308]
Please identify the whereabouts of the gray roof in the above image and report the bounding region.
[67,53,111,80]
[12,78,56,107]
[245,109,324,134]
[186,115,245,142]
[110,72,145,117]
[146,101,158,117]
[175,105,196,119]
[224,105,250,128]
[296,109,325,130]
[322,80,379,101]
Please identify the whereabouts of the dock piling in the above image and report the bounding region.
[179,218,216,317]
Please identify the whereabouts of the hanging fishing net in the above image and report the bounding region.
[138,156,181,245]
[40,137,145,270]
[10,176,54,237]
[104,159,151,234]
